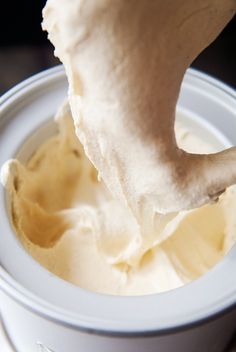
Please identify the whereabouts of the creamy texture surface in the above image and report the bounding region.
[42,0,236,227]
[1,0,236,296]
[1,103,236,295]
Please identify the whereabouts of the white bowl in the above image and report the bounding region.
[0,66,236,352]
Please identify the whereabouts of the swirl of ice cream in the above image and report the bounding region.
[1,1,236,296]
[1,103,236,295]
[42,0,236,248]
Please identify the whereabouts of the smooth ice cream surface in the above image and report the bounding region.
[2,102,236,295]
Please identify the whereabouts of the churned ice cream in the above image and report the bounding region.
[42,0,236,224]
[1,102,236,295]
[1,0,236,295]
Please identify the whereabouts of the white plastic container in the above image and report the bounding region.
[0,66,236,352]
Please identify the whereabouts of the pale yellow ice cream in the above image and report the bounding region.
[1,0,236,298]
[42,0,236,222]
[1,102,236,295]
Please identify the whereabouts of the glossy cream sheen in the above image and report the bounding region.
[1,103,236,295]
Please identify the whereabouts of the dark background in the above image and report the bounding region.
[0,1,235,95]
